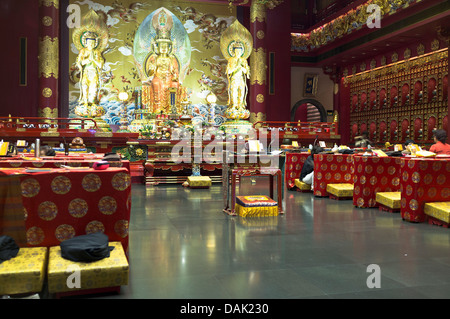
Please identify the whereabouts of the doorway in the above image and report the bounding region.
[291,99,327,122]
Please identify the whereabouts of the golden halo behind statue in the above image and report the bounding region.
[72,10,109,52]
[220,20,253,60]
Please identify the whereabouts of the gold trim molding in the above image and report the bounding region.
[39,0,59,9]
[250,112,267,125]
[42,88,53,98]
[38,36,59,79]
[38,107,58,119]
[250,47,267,85]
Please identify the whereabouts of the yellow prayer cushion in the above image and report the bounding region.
[376,192,401,209]
[326,183,354,197]
[424,202,450,224]
[235,204,278,217]
[47,241,129,294]
[294,179,311,190]
[187,176,212,187]
[0,247,48,295]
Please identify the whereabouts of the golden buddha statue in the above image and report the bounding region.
[143,9,186,114]
[72,10,109,119]
[220,20,253,120]
[226,41,250,112]
[76,32,104,116]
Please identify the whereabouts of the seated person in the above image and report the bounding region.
[401,139,415,155]
[300,145,324,190]
[430,129,450,155]
[355,131,373,148]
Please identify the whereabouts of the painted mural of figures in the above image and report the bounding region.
[226,41,250,111]
[220,20,253,120]
[72,10,109,118]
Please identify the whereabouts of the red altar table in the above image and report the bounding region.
[313,153,355,197]
[284,152,310,190]
[352,155,402,208]
[400,157,450,223]
[0,167,131,254]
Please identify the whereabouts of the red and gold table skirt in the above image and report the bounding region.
[285,152,310,190]
[353,156,402,208]
[313,153,354,197]
[400,158,450,223]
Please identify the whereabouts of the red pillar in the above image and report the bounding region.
[38,0,59,118]
[249,1,267,124]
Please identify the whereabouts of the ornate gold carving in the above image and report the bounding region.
[250,1,266,23]
[404,48,411,59]
[370,59,376,69]
[42,88,53,98]
[38,107,58,118]
[360,62,366,72]
[391,52,398,62]
[291,0,417,52]
[256,94,264,103]
[250,112,266,125]
[250,47,267,85]
[343,48,447,85]
[256,30,265,39]
[38,36,59,79]
[39,0,59,9]
[41,131,60,137]
[95,132,114,138]
[42,16,52,27]
[417,43,425,55]
[431,39,440,51]
[381,56,386,66]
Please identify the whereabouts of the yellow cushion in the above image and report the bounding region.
[295,179,311,190]
[235,204,278,217]
[376,192,401,209]
[0,247,48,295]
[424,202,450,224]
[187,176,212,187]
[47,241,129,294]
[326,183,354,197]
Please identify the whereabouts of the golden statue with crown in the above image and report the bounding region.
[72,10,109,119]
[142,8,187,115]
[220,20,253,121]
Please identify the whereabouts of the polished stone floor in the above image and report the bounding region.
[109,178,450,299]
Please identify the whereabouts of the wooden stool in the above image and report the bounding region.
[187,176,212,189]
[326,183,354,200]
[47,241,129,298]
[424,202,450,228]
[294,179,312,193]
[0,247,48,296]
[376,192,401,213]
[235,195,278,217]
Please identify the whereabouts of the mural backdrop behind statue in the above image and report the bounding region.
[68,0,236,126]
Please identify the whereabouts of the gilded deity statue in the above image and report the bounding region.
[226,41,250,112]
[142,9,186,114]
[76,32,104,116]
[72,10,109,118]
[220,20,253,120]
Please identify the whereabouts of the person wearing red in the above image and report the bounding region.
[430,129,450,155]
